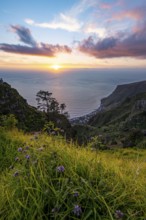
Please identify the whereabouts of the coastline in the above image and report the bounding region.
[69,107,102,125]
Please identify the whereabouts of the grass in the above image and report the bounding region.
[0,128,146,219]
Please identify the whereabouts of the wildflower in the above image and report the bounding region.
[73,205,82,217]
[56,165,65,173]
[15,157,19,162]
[25,155,30,160]
[18,147,23,152]
[13,171,19,177]
[73,192,79,197]
[115,210,124,219]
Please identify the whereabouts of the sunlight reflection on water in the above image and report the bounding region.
[0,68,146,118]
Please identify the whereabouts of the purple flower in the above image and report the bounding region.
[73,192,79,197]
[73,205,82,217]
[115,210,124,219]
[18,147,23,152]
[13,171,19,177]
[25,155,30,160]
[56,165,65,173]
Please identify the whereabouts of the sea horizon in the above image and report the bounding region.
[1,68,146,118]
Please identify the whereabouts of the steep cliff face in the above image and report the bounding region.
[101,81,146,110]
[89,81,146,129]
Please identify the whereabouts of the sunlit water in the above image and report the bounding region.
[0,68,146,118]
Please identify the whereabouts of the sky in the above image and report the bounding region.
[0,0,146,70]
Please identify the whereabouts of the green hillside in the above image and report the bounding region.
[1,80,146,219]
[101,81,146,110]
[0,128,146,220]
[86,88,146,148]
[89,92,146,129]
[0,79,71,133]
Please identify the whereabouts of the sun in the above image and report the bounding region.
[51,64,61,70]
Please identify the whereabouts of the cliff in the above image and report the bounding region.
[89,81,146,129]
[101,81,146,110]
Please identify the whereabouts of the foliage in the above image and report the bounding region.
[88,136,108,150]
[0,80,71,133]
[43,121,61,134]
[0,114,18,129]
[0,80,46,131]
[137,139,146,149]
[1,129,146,219]
[36,90,67,115]
[89,92,146,130]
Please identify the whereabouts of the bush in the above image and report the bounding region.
[0,114,18,129]
[137,139,146,149]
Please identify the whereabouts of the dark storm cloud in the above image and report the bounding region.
[0,25,72,57]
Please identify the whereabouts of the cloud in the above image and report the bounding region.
[68,0,97,17]
[0,43,71,57]
[25,0,97,32]
[99,3,112,9]
[83,25,106,37]
[78,24,146,59]
[11,25,37,46]
[0,25,71,57]
[112,5,146,21]
[25,13,82,32]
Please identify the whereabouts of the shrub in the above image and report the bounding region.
[0,114,18,129]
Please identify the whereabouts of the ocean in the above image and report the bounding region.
[0,68,146,118]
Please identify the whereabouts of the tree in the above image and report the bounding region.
[60,103,66,114]
[36,90,67,115]
[36,90,53,113]
[50,98,60,113]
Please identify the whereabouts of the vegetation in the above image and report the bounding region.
[1,79,146,219]
[86,92,146,148]
[1,128,146,219]
[36,90,67,115]
[0,79,71,134]
[89,92,146,129]
[0,79,46,131]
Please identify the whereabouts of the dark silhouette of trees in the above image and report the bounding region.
[36,91,52,112]
[60,103,66,114]
[36,90,67,115]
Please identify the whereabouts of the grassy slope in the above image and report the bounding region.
[0,129,146,220]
